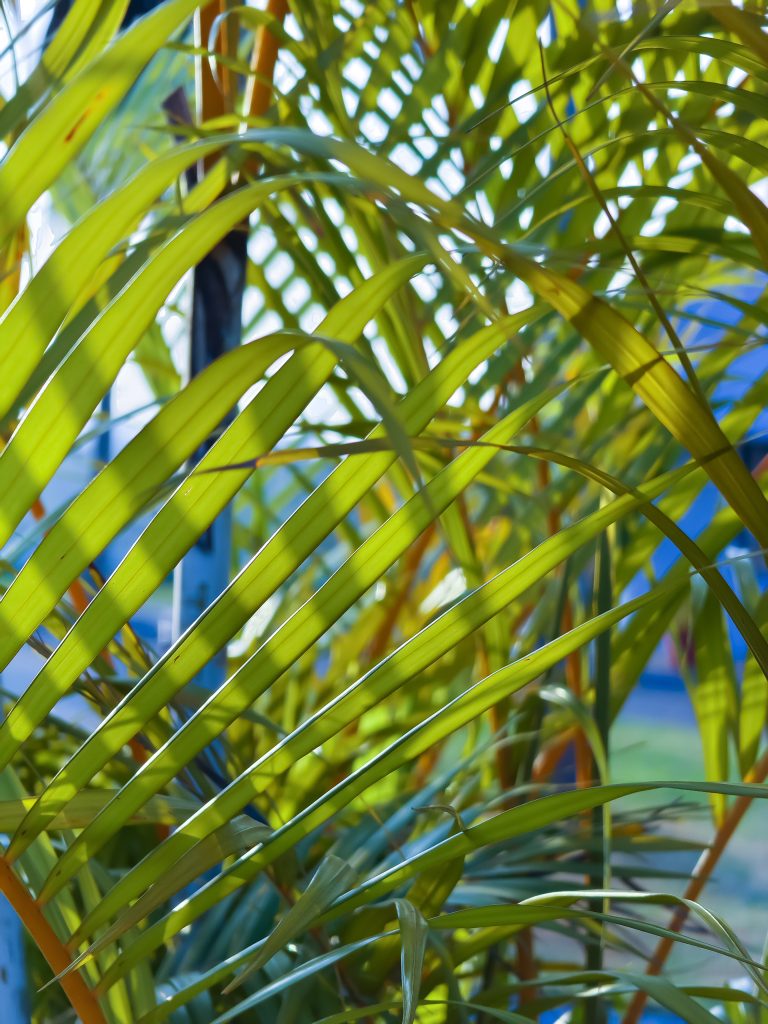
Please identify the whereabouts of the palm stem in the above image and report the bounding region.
[0,857,106,1024]
[622,745,768,1024]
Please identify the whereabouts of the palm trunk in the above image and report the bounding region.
[172,230,248,689]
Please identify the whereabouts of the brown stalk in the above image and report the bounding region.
[243,0,288,126]
[495,397,546,998]
[505,348,588,791]
[515,925,538,1005]
[0,225,26,315]
[453,487,522,794]
[0,857,106,1024]
[195,0,232,178]
[492,295,570,1000]
[623,452,768,1022]
[561,601,594,789]
[366,525,437,664]
[532,726,580,782]
[30,498,153,770]
[196,2,229,120]
[622,746,768,1024]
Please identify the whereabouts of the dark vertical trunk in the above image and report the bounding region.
[172,229,248,690]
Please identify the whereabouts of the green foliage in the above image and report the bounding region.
[0,1,767,1022]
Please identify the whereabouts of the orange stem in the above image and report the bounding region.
[367,525,436,664]
[531,726,579,783]
[195,1,231,175]
[0,857,106,1023]
[196,3,230,120]
[33,495,157,809]
[562,601,593,788]
[30,498,94,614]
[244,0,288,123]
[622,747,768,1024]
[516,926,537,1005]
[623,453,768,1021]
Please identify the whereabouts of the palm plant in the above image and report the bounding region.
[1,0,768,1021]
